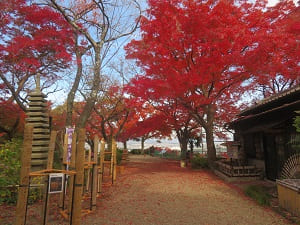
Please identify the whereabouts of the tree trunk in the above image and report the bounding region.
[76,47,101,129]
[177,135,188,160]
[205,124,216,167]
[66,37,83,127]
[205,105,216,167]
[123,141,127,149]
[141,136,145,154]
[193,104,217,168]
[107,135,113,152]
[189,139,194,153]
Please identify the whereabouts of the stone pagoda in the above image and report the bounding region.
[26,74,50,171]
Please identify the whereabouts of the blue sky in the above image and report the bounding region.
[46,0,298,106]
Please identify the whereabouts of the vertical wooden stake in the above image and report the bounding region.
[110,139,113,177]
[91,136,99,210]
[41,130,57,224]
[70,132,77,168]
[62,132,68,165]
[112,139,117,182]
[98,139,105,193]
[59,132,68,209]
[71,128,85,225]
[68,132,77,219]
[15,124,33,225]
[47,131,57,169]
[86,149,91,191]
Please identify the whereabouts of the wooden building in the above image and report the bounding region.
[227,85,300,180]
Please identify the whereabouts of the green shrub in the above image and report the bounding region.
[294,115,300,132]
[130,149,142,154]
[0,138,44,205]
[117,149,123,165]
[245,185,271,206]
[191,154,208,169]
[0,138,22,204]
[163,151,181,160]
[104,151,111,161]
[27,177,44,205]
[53,142,63,169]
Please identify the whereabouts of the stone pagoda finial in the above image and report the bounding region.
[35,73,41,92]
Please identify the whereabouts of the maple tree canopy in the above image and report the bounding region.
[125,0,299,165]
[0,0,74,110]
[245,1,300,96]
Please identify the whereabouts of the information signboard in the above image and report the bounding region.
[48,173,64,194]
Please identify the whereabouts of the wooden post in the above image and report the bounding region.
[15,124,33,225]
[63,132,68,165]
[59,132,68,209]
[112,139,117,182]
[40,130,57,225]
[70,132,77,168]
[71,129,86,225]
[67,132,77,219]
[110,139,113,177]
[47,131,57,169]
[86,149,92,191]
[91,136,99,210]
[98,139,105,193]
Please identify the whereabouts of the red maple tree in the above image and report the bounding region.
[125,83,201,157]
[0,0,74,111]
[125,0,298,165]
[119,95,174,153]
[245,1,300,97]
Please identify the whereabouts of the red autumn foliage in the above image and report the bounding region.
[125,0,299,165]
[0,100,26,140]
[68,85,133,146]
[119,96,173,150]
[0,0,74,110]
[50,107,67,132]
[245,1,300,97]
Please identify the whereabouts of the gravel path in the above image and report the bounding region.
[83,155,291,225]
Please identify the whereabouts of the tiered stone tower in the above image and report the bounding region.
[26,74,50,171]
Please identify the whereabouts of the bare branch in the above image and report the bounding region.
[49,0,97,48]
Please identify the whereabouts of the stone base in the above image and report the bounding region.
[214,169,261,182]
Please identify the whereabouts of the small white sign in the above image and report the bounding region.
[48,173,64,194]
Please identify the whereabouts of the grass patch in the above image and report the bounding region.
[245,185,271,206]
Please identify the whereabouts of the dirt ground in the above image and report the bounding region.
[0,155,296,225]
[84,155,292,225]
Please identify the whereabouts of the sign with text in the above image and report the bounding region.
[48,173,64,194]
